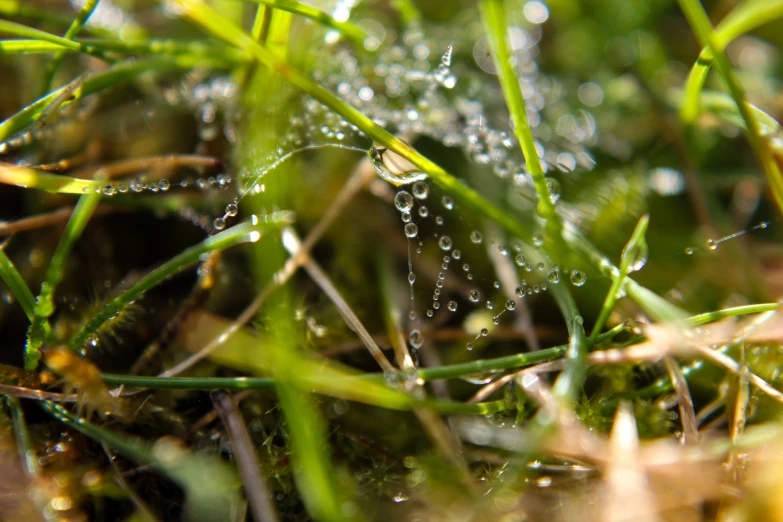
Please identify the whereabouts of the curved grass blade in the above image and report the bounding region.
[40,401,242,522]
[677,0,783,216]
[67,213,294,350]
[0,248,36,321]
[0,19,110,62]
[681,0,783,126]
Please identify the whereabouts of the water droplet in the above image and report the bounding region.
[480,328,488,336]
[438,236,453,251]
[497,244,508,255]
[159,179,170,191]
[466,342,474,350]
[412,181,429,199]
[532,233,544,247]
[426,309,434,317]
[418,206,429,217]
[536,262,545,271]
[408,272,416,284]
[470,231,484,244]
[505,299,516,311]
[570,270,586,286]
[448,301,458,312]
[409,311,417,320]
[370,145,428,186]
[547,269,560,283]
[463,263,470,272]
[409,329,424,349]
[515,286,525,297]
[685,247,694,255]
[486,300,494,310]
[624,239,648,272]
[401,212,412,223]
[468,290,481,302]
[706,238,718,251]
[394,190,414,212]
[545,177,560,203]
[404,222,418,238]
[493,281,501,289]
[452,250,461,260]
[442,196,454,210]
[213,217,226,230]
[101,184,116,196]
[433,301,440,310]
[435,216,444,225]
[515,254,526,266]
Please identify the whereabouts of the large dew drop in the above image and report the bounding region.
[438,236,453,251]
[394,191,414,212]
[369,145,428,186]
[570,270,587,287]
[412,181,429,199]
[404,223,418,238]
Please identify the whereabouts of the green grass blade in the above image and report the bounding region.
[67,214,293,351]
[677,0,783,216]
[552,317,587,403]
[40,401,242,522]
[588,214,649,342]
[25,188,103,369]
[479,0,559,229]
[239,0,369,47]
[680,0,783,126]
[40,0,100,95]
[0,164,102,194]
[686,303,780,326]
[0,248,36,321]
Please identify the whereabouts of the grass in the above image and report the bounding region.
[2,0,783,520]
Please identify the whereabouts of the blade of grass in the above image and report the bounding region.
[0,248,37,321]
[680,0,783,126]
[40,401,242,522]
[0,163,101,194]
[551,317,588,403]
[677,0,783,216]
[0,19,111,62]
[26,187,103,369]
[588,215,649,343]
[237,0,368,47]
[67,213,293,350]
[39,0,100,95]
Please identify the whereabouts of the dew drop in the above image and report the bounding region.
[433,301,440,310]
[426,309,434,317]
[685,247,694,255]
[505,299,517,311]
[418,206,429,217]
[412,181,429,199]
[570,270,587,287]
[463,263,470,272]
[545,177,560,203]
[435,216,444,225]
[224,202,238,217]
[370,145,428,186]
[515,254,526,266]
[468,290,481,302]
[448,301,458,312]
[515,286,525,297]
[401,212,412,223]
[452,249,461,260]
[470,231,484,244]
[466,342,474,350]
[486,301,494,310]
[547,269,560,284]
[493,281,501,289]
[213,217,226,230]
[532,233,544,247]
[438,236,453,251]
[442,196,454,210]
[404,223,418,239]
[536,262,545,271]
[480,328,488,336]
[101,184,116,196]
[409,311,417,320]
[408,272,416,284]
[394,191,414,212]
[409,329,424,349]
[706,238,718,251]
[497,244,508,255]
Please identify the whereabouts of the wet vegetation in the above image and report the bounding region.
[2,0,783,520]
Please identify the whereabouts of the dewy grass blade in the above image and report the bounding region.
[67,214,293,350]
[25,188,102,369]
[0,164,102,194]
[588,215,649,343]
